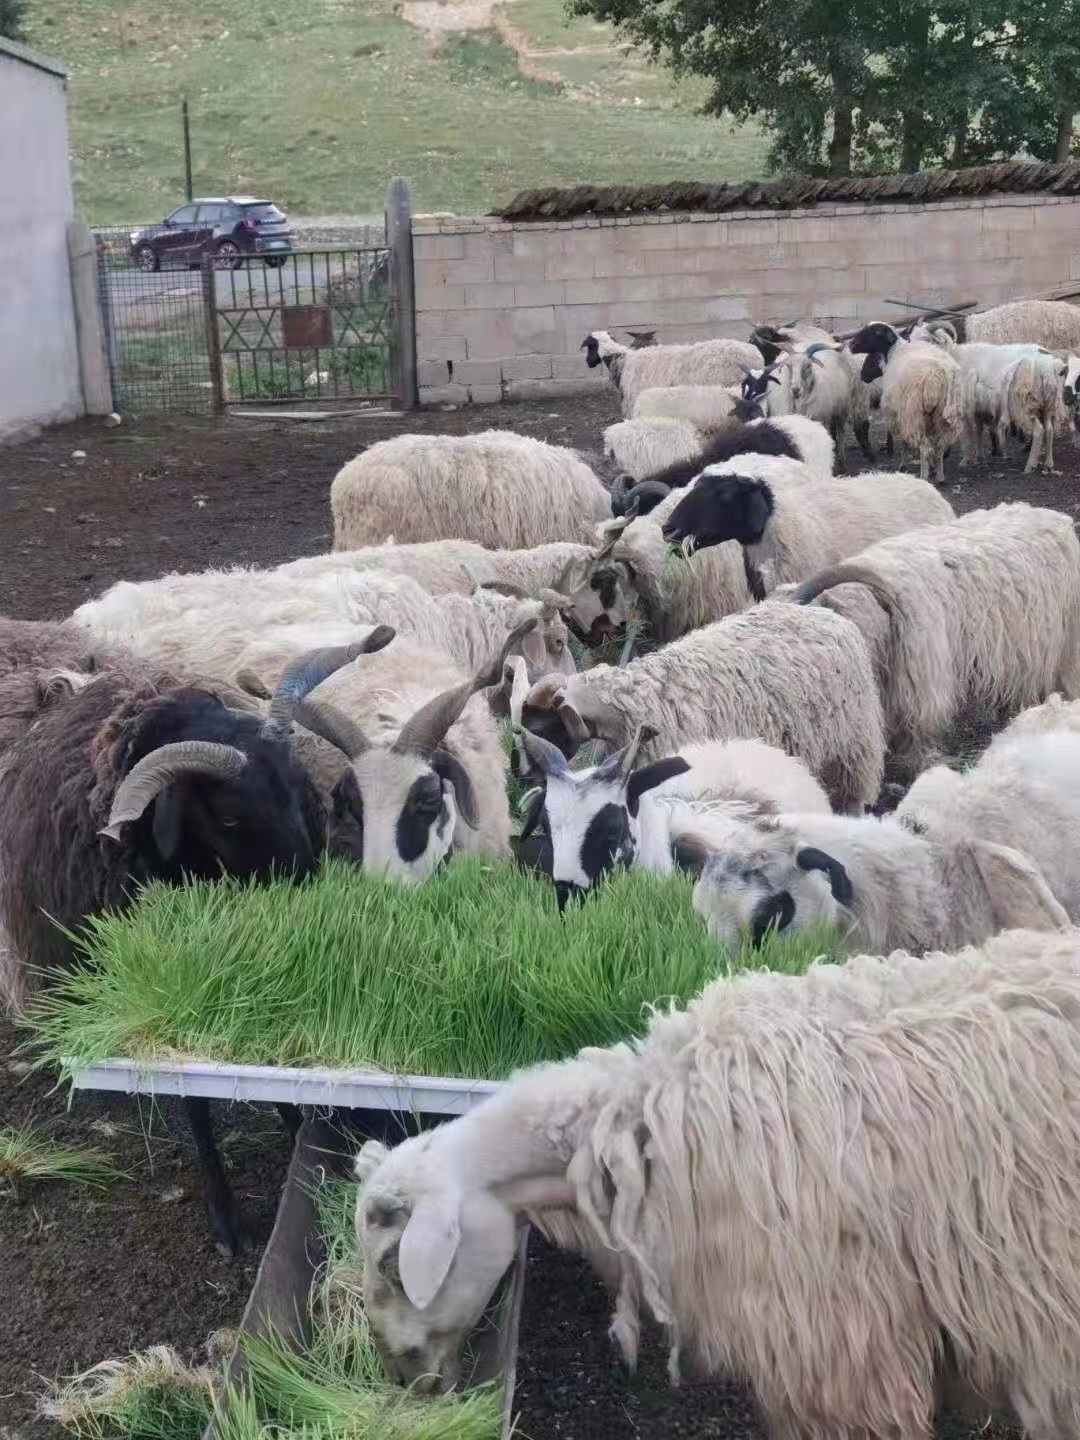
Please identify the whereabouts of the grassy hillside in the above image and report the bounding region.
[23,0,768,222]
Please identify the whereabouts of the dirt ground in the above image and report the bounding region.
[1,394,1075,1439]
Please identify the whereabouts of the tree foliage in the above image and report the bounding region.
[0,0,25,40]
[568,0,1080,174]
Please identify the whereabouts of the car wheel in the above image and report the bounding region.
[135,245,160,273]
[215,240,243,270]
[264,255,287,269]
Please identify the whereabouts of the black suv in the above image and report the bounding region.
[130,197,295,271]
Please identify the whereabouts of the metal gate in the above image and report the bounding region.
[205,247,396,409]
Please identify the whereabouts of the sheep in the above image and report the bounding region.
[914,324,1066,472]
[661,467,956,594]
[602,416,704,482]
[278,539,593,602]
[0,618,119,757]
[293,622,535,884]
[74,567,573,690]
[789,502,1080,771]
[783,343,873,470]
[0,637,387,1254]
[630,384,742,432]
[581,331,763,415]
[848,323,964,484]
[330,431,612,550]
[960,297,1080,350]
[609,417,833,517]
[1062,353,1080,445]
[749,321,836,363]
[515,724,830,907]
[999,692,1080,741]
[694,739,1080,955]
[353,927,1080,1438]
[517,600,885,813]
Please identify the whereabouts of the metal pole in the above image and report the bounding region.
[182,97,193,202]
[386,177,418,410]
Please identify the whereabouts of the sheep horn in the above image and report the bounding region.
[599,721,657,779]
[393,618,539,756]
[480,579,530,599]
[264,627,395,739]
[553,695,592,745]
[610,473,633,516]
[100,742,247,841]
[622,479,671,517]
[595,520,630,561]
[295,698,371,759]
[515,725,569,777]
[236,669,272,700]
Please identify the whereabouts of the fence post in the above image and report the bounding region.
[201,254,226,414]
[67,219,114,416]
[386,178,418,410]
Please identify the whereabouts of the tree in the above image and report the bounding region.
[569,0,1080,173]
[0,0,26,40]
[569,0,878,174]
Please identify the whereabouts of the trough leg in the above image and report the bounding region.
[185,1096,244,1259]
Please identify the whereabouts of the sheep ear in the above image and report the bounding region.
[354,1140,391,1186]
[151,787,184,861]
[398,1189,463,1311]
[963,839,1070,931]
[626,757,691,816]
[431,749,480,829]
[796,847,853,906]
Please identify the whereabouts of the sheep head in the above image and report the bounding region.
[308,620,538,884]
[516,723,689,908]
[662,471,776,554]
[692,816,853,946]
[353,1136,521,1395]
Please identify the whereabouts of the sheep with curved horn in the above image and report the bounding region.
[298,619,539,882]
[0,638,377,1256]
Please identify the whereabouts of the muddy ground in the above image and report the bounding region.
[1,394,1075,1438]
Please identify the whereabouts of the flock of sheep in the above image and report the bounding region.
[7,294,1080,1434]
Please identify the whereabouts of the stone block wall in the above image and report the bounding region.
[411,195,1080,404]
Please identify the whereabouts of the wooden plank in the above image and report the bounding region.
[386,178,419,410]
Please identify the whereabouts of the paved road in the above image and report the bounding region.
[105,256,317,321]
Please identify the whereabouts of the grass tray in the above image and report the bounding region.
[31,859,842,1088]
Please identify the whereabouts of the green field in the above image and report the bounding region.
[23,0,768,222]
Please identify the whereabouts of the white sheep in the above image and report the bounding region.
[784,344,873,471]
[756,413,835,480]
[849,324,964,484]
[695,733,1080,954]
[296,626,536,882]
[914,325,1066,472]
[73,567,573,690]
[353,927,1080,1438]
[582,330,763,415]
[662,466,956,593]
[602,416,704,480]
[789,502,1080,770]
[963,298,1080,349]
[518,599,885,813]
[330,431,611,550]
[630,384,742,432]
[515,724,830,906]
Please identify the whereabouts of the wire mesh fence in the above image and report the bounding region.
[96,241,214,414]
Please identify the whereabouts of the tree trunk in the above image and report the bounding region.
[1055,110,1074,163]
[901,113,923,173]
[950,114,967,168]
[829,101,854,176]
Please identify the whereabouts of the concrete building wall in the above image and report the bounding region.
[412,195,1080,404]
[0,39,82,441]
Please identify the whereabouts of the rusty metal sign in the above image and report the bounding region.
[282,304,334,349]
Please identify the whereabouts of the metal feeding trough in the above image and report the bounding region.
[200,1116,527,1440]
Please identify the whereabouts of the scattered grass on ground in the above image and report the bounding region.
[41,1343,221,1440]
[0,1124,126,1193]
[28,859,844,1080]
[23,0,768,221]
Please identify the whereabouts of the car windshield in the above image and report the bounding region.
[244,204,285,221]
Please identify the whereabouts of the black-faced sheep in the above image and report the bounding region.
[848,323,964,485]
[0,635,390,1253]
